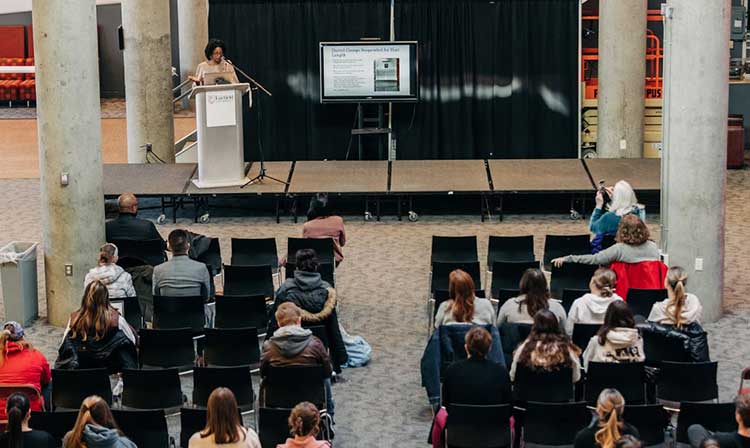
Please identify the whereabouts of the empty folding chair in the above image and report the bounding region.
[513,366,575,403]
[214,294,269,335]
[138,327,195,370]
[561,288,589,313]
[550,263,598,300]
[152,295,205,333]
[487,235,535,266]
[195,236,223,277]
[675,401,737,444]
[51,368,112,410]
[584,362,646,404]
[193,366,255,411]
[122,295,144,331]
[204,327,261,368]
[121,368,183,410]
[543,234,591,272]
[490,261,539,300]
[259,407,294,448]
[656,361,719,403]
[261,365,327,411]
[571,323,601,351]
[626,288,667,319]
[624,404,669,446]
[287,238,335,265]
[111,238,166,267]
[445,403,513,448]
[522,401,590,446]
[223,264,275,298]
[286,261,335,287]
[231,237,278,268]
[112,409,170,448]
[29,410,78,446]
[431,235,478,263]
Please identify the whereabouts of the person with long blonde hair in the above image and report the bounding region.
[63,395,135,448]
[648,266,703,328]
[574,389,639,448]
[0,321,50,420]
[434,269,495,327]
[189,388,260,447]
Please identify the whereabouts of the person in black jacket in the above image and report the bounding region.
[268,249,347,373]
[688,392,750,448]
[574,389,639,448]
[105,193,165,243]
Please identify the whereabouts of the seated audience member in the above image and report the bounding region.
[269,249,348,372]
[303,193,346,266]
[552,215,660,268]
[105,192,164,243]
[261,302,334,416]
[152,229,211,300]
[277,402,331,448]
[189,387,260,448]
[688,392,750,448]
[434,269,495,327]
[84,243,136,299]
[57,281,137,372]
[565,268,622,335]
[0,392,55,447]
[647,266,703,326]
[430,327,512,448]
[589,181,645,253]
[63,396,135,448]
[497,268,567,326]
[574,389,640,448]
[509,309,581,383]
[0,322,51,420]
[581,301,644,370]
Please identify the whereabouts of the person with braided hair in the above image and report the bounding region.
[565,268,623,335]
[277,402,331,448]
[647,266,703,327]
[574,389,640,448]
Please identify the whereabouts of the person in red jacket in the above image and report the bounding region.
[0,321,51,419]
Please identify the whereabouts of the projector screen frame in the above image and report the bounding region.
[319,40,419,104]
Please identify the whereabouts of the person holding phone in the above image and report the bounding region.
[589,180,645,253]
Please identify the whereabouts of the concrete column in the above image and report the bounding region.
[597,0,647,158]
[32,0,106,326]
[178,0,208,107]
[661,1,730,322]
[121,0,176,163]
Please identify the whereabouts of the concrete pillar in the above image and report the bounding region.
[177,0,208,107]
[661,1,730,322]
[32,0,106,326]
[121,0,176,163]
[597,0,647,158]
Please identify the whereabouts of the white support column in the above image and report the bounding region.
[121,0,176,163]
[661,1,730,322]
[32,0,106,325]
[177,0,208,108]
[597,0,647,158]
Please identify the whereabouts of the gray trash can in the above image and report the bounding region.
[0,242,39,326]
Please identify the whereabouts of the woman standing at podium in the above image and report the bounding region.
[189,38,239,85]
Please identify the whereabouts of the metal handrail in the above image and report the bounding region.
[173,78,192,94]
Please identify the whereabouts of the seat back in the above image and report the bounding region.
[675,402,737,443]
[626,288,667,318]
[571,323,601,351]
[262,365,326,410]
[111,238,166,267]
[152,295,205,332]
[431,235,478,263]
[499,322,531,364]
[487,235,535,265]
[180,407,244,448]
[493,289,520,309]
[122,296,144,331]
[304,324,330,349]
[657,361,718,403]
[112,409,169,448]
[610,261,668,301]
[223,264,275,298]
[287,238,335,264]
[0,384,40,403]
[214,294,269,333]
[624,404,668,446]
[642,330,691,364]
[138,328,195,369]
[231,237,278,267]
[286,261,335,287]
[29,410,78,446]
[490,261,540,297]
[543,234,591,271]
[561,288,589,313]
[193,366,255,409]
[550,263,598,299]
[523,401,590,445]
[431,261,482,293]
[51,368,112,409]
[585,362,646,404]
[196,237,223,277]
[445,403,512,448]
[513,365,574,403]
[204,327,261,367]
[258,407,294,448]
[121,368,183,410]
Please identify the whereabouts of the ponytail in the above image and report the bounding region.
[98,243,118,265]
[5,392,30,448]
[594,389,625,448]
[591,268,617,298]
[666,266,688,329]
[595,408,622,448]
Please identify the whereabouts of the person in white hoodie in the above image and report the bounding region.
[647,266,703,328]
[582,300,644,370]
[565,268,623,335]
[84,243,136,299]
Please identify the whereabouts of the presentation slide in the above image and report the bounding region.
[320,42,417,102]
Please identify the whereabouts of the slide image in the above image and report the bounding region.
[374,58,400,92]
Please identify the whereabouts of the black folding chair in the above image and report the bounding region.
[193,366,255,411]
[487,235,535,265]
[543,234,591,272]
[493,288,520,309]
[204,327,261,368]
[138,328,195,370]
[29,410,78,446]
[223,264,275,298]
[287,238,335,265]
[152,295,205,333]
[675,401,737,443]
[561,288,589,313]
[214,294,269,335]
[499,323,532,367]
[641,330,691,364]
[258,407,294,448]
[112,409,170,448]
[550,263,598,300]
[110,296,144,331]
[584,362,646,404]
[111,238,166,267]
[121,368,183,410]
[261,365,327,411]
[445,403,513,448]
[625,404,669,446]
[195,236,222,277]
[514,366,575,403]
[431,261,482,294]
[656,361,718,403]
[231,237,278,268]
[431,235,479,263]
[180,407,245,448]
[490,261,540,300]
[571,323,601,351]
[51,368,112,410]
[522,401,590,446]
[627,289,667,319]
[304,324,330,350]
[286,261,335,287]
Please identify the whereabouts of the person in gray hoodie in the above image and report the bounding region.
[565,268,623,335]
[581,301,644,370]
[84,243,136,299]
[63,395,136,448]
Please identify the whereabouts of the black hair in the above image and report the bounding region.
[295,249,319,273]
[204,39,227,60]
[6,392,30,448]
[168,229,190,255]
[597,301,636,345]
[307,193,332,221]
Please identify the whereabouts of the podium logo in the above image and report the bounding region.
[208,94,233,105]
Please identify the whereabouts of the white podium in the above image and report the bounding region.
[190,83,251,188]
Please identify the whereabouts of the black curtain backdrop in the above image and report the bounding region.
[207,0,578,161]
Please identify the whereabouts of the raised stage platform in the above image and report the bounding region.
[102,158,661,223]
